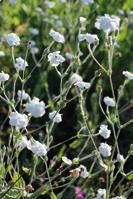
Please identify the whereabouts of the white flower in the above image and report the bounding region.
[9,112,29,129]
[0,51,5,57]
[95,14,120,33]
[15,57,28,71]
[62,156,72,165]
[49,111,62,123]
[78,34,86,41]
[97,188,106,199]
[17,90,29,100]
[49,29,65,43]
[79,33,99,44]
[85,34,99,44]
[81,0,94,4]
[99,125,111,139]
[26,97,45,118]
[17,136,31,150]
[46,1,55,8]
[117,154,125,163]
[70,73,83,84]
[122,71,133,80]
[0,72,9,82]
[79,17,86,24]
[74,81,91,89]
[48,51,65,67]
[5,33,20,46]
[104,96,115,107]
[79,165,89,178]
[30,140,47,157]
[29,28,39,35]
[99,143,111,157]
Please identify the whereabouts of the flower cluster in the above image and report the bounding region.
[99,124,111,139]
[99,143,112,157]
[17,90,29,100]
[0,71,9,83]
[5,33,20,46]
[1,2,132,198]
[48,51,65,67]
[15,57,28,71]
[49,111,62,123]
[95,14,120,33]
[26,97,45,118]
[104,96,115,107]
[9,112,29,129]
[17,136,47,157]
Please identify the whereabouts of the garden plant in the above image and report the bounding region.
[0,0,133,198]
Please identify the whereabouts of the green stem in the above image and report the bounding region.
[43,158,53,192]
[106,171,110,199]
[88,45,108,74]
[79,92,102,161]
[30,157,37,184]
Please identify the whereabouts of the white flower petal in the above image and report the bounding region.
[15,57,28,71]
[17,90,29,100]
[104,96,115,107]
[30,140,47,157]
[117,154,125,163]
[123,71,133,80]
[97,188,106,199]
[62,156,72,165]
[70,73,83,84]
[0,72,9,82]
[99,125,111,139]
[5,33,20,46]
[95,14,120,33]
[49,111,62,123]
[49,29,65,43]
[48,51,65,67]
[79,33,99,44]
[9,112,29,129]
[75,81,91,89]
[99,143,111,157]
[17,136,31,150]
[26,97,45,118]
[79,165,88,179]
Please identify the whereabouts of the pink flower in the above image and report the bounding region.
[128,104,133,109]
[74,187,85,199]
